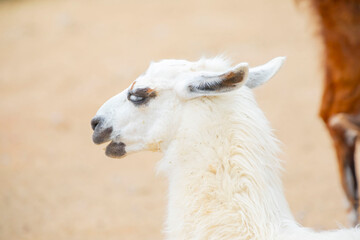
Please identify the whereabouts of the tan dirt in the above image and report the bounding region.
[0,0,354,239]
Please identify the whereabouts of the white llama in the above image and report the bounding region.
[91,57,360,240]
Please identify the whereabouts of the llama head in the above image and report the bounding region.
[91,57,285,158]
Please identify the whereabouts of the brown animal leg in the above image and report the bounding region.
[328,113,360,226]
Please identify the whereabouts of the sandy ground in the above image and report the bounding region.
[0,0,355,239]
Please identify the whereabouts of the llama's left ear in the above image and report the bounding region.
[177,63,249,99]
[246,57,286,89]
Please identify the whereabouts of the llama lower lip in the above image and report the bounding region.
[105,141,126,158]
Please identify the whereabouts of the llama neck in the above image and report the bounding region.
[159,90,294,240]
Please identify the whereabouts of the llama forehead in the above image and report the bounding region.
[132,57,232,90]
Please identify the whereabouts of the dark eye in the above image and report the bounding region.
[129,94,145,102]
[128,93,146,104]
[127,88,157,106]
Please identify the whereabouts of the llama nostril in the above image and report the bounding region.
[91,117,102,130]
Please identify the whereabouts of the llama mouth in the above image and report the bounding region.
[105,141,126,158]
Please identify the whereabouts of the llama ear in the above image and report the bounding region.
[246,57,286,89]
[177,63,249,99]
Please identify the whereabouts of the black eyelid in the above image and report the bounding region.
[132,88,152,97]
[127,91,145,101]
[127,95,146,106]
[127,87,157,106]
[128,93,145,101]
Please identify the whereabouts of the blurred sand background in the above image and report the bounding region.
[0,0,355,239]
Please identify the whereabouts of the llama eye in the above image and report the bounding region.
[127,88,156,106]
[128,94,146,103]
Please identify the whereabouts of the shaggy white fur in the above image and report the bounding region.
[92,57,360,240]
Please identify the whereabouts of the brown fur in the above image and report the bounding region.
[306,0,360,225]
[313,0,360,122]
